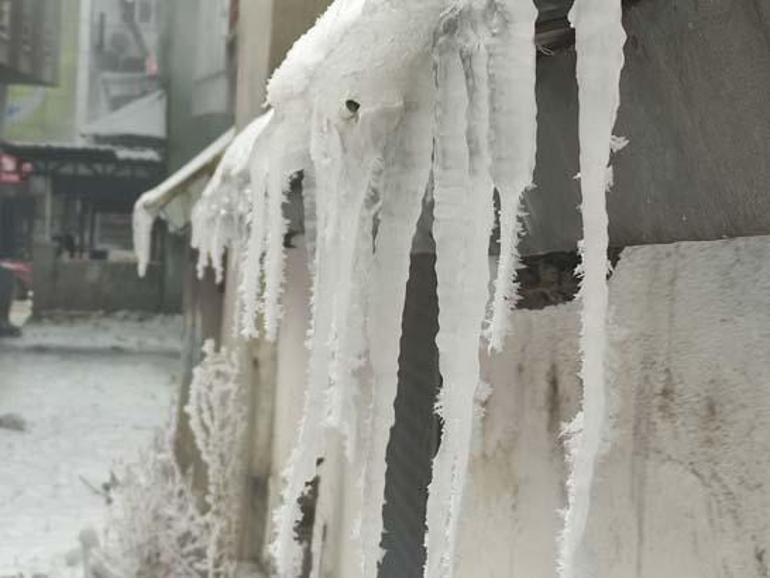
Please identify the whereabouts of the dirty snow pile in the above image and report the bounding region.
[133,0,626,576]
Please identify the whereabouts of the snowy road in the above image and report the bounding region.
[0,314,181,576]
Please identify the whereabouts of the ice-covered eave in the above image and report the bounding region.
[132,111,275,279]
[266,0,446,116]
[132,128,235,277]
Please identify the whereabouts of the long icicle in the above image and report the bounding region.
[271,112,341,578]
[485,0,538,352]
[359,99,434,577]
[262,123,291,342]
[238,123,273,338]
[325,178,378,461]
[322,101,404,453]
[558,0,625,577]
[425,10,495,577]
[272,105,400,576]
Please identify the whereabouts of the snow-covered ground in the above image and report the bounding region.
[4,309,183,356]
[0,312,182,577]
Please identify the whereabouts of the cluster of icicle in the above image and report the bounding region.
[190,112,275,285]
[179,0,626,576]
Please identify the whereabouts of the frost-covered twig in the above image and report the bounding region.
[91,342,247,578]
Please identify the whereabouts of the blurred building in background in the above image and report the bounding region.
[0,0,60,271]
[0,0,174,313]
[0,0,60,132]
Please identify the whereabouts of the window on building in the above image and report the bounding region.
[192,0,232,116]
[0,0,11,39]
[96,12,105,52]
[137,0,152,24]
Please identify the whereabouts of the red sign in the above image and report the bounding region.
[0,153,30,184]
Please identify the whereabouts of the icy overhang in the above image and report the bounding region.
[133,110,276,278]
[267,0,446,115]
[132,128,235,277]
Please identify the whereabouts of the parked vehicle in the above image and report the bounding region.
[0,260,32,299]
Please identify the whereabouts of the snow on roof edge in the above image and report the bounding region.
[135,127,236,214]
[82,90,167,140]
[133,127,235,277]
[266,0,366,106]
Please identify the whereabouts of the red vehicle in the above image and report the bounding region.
[0,259,32,298]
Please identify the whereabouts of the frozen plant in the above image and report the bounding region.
[90,341,248,578]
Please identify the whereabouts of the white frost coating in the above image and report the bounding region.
[132,128,235,277]
[425,10,495,577]
[191,112,274,284]
[271,103,404,577]
[359,93,434,577]
[92,341,247,577]
[323,104,403,450]
[132,203,155,278]
[237,106,310,341]
[238,121,275,338]
[262,127,291,341]
[266,0,366,105]
[266,6,452,567]
[270,113,357,577]
[485,0,538,352]
[558,0,625,576]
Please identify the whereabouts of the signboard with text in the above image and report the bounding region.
[0,153,31,184]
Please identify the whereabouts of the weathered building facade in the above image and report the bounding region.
[138,0,770,576]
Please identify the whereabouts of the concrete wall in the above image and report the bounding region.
[461,236,770,577]
[523,0,770,255]
[287,235,770,578]
[33,243,181,313]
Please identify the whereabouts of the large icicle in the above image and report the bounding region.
[237,136,271,338]
[425,10,495,578]
[359,95,434,577]
[262,129,291,342]
[558,1,625,577]
[271,103,402,577]
[237,109,309,340]
[325,177,378,460]
[262,111,311,341]
[485,0,538,351]
[132,203,155,278]
[322,137,387,454]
